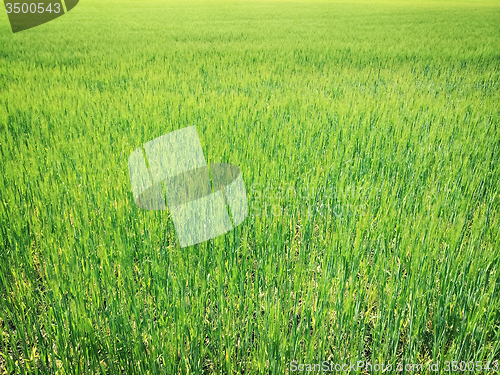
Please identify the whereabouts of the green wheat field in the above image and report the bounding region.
[1,0,499,373]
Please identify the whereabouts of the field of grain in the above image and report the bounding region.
[1,0,499,373]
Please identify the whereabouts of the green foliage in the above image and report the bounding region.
[0,0,499,373]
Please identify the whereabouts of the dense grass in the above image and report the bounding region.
[1,0,500,373]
